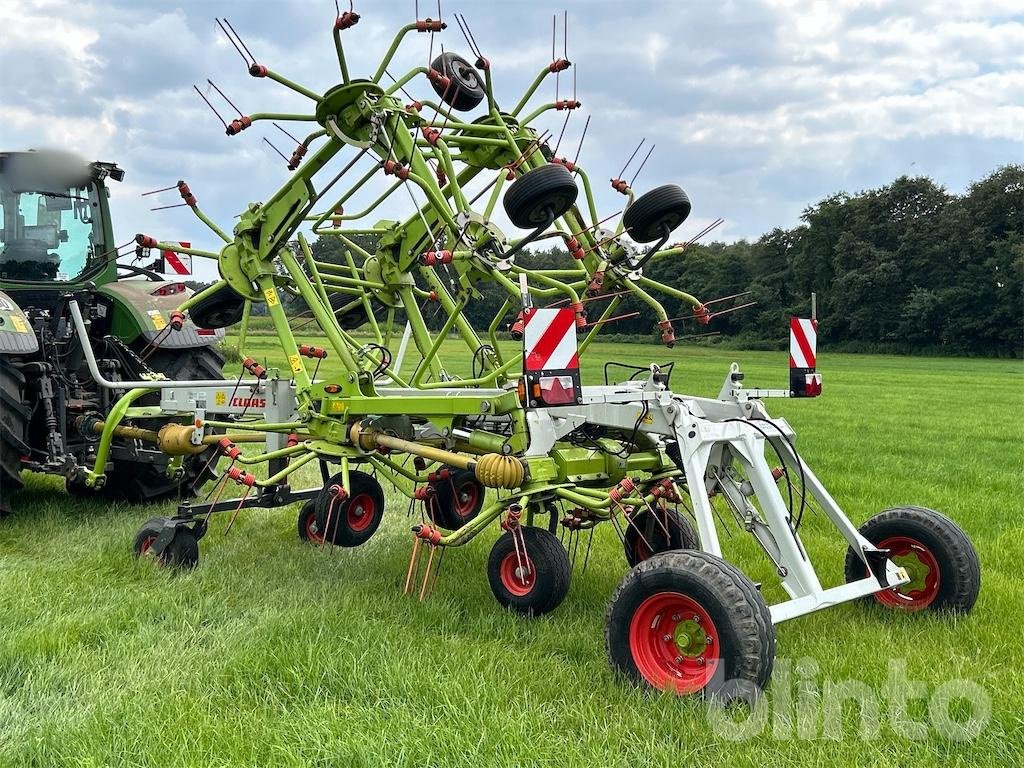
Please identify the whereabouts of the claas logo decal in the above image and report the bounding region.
[213,391,267,409]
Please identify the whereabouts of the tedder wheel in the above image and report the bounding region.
[844,506,980,614]
[314,470,385,547]
[487,526,571,616]
[329,292,388,331]
[297,500,323,545]
[432,468,485,530]
[624,507,699,567]
[622,184,692,243]
[503,164,579,229]
[606,550,775,700]
[430,52,486,112]
[188,285,246,329]
[133,517,200,569]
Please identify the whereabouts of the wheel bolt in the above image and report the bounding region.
[696,656,705,666]
[674,656,683,664]
[671,614,680,621]
[662,634,672,642]
[693,615,700,623]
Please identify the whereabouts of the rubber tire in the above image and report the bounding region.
[432,468,485,530]
[143,345,225,383]
[606,550,775,700]
[314,470,385,547]
[503,164,579,229]
[329,292,388,331]
[622,184,691,243]
[430,52,485,112]
[297,500,323,544]
[624,507,699,567]
[188,286,245,330]
[0,359,29,517]
[844,506,980,614]
[133,516,200,569]
[487,526,571,616]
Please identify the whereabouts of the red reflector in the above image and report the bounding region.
[805,373,822,397]
[196,328,215,336]
[152,282,185,297]
[539,375,575,405]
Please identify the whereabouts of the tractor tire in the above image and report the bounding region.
[314,470,385,547]
[432,467,485,530]
[107,345,225,503]
[622,184,691,243]
[623,507,699,567]
[606,550,775,701]
[430,52,486,112]
[503,164,579,229]
[487,526,571,616]
[188,285,245,330]
[844,506,980,614]
[0,359,29,517]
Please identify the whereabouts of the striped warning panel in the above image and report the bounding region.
[161,242,192,275]
[789,317,817,369]
[523,307,579,372]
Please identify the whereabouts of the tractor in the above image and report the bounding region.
[0,150,226,515]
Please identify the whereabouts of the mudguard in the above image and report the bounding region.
[98,280,225,350]
[0,290,38,353]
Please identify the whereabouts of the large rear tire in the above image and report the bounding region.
[0,359,29,517]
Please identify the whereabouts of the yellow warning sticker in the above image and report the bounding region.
[327,399,347,414]
[264,287,279,307]
[641,410,654,424]
[288,354,303,374]
[215,391,227,406]
[148,310,167,330]
[11,315,28,333]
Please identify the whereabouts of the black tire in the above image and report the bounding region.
[487,526,571,616]
[624,507,699,567]
[430,52,485,112]
[314,470,384,547]
[329,292,388,331]
[606,550,775,700]
[133,517,200,569]
[844,506,980,614]
[297,500,323,544]
[622,184,691,243]
[503,164,579,229]
[0,359,29,517]
[143,345,225,383]
[432,468,485,530]
[188,285,245,330]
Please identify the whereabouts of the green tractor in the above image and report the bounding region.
[0,150,225,515]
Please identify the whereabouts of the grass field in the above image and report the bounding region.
[1,339,1022,767]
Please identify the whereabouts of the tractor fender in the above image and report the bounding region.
[0,290,39,353]
[97,281,225,350]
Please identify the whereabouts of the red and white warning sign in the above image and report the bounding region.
[522,307,581,407]
[789,317,822,397]
[161,242,192,276]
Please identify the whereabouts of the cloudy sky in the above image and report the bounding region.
[1,0,1021,280]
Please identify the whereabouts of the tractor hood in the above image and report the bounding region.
[98,280,225,349]
[0,289,38,353]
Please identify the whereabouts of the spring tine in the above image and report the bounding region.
[703,290,753,306]
[263,137,290,163]
[215,18,252,67]
[629,143,655,188]
[320,496,337,551]
[273,122,302,144]
[207,79,243,117]
[617,138,645,180]
[193,84,227,128]
[141,184,179,197]
[223,18,257,66]
[149,202,188,212]
[580,528,594,575]
[572,114,590,166]
[404,536,422,595]
[427,546,445,598]
[223,486,251,536]
[553,111,571,157]
[418,545,436,601]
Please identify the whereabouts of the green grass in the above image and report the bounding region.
[2,341,1023,767]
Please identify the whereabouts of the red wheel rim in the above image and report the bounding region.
[873,535,941,611]
[139,536,156,557]
[628,591,721,694]
[304,511,324,544]
[499,551,535,596]
[455,481,479,518]
[634,537,651,563]
[346,493,376,532]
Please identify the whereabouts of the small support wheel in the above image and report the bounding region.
[133,517,200,569]
[430,52,486,112]
[624,507,699,566]
[503,164,579,229]
[433,468,485,529]
[297,500,323,545]
[844,506,980,613]
[487,526,571,616]
[314,470,385,547]
[622,184,691,243]
[606,550,775,699]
